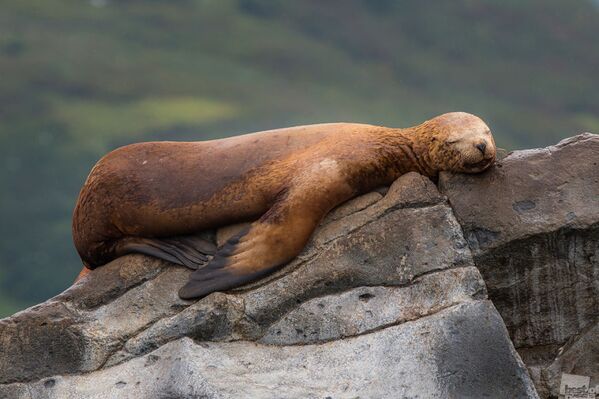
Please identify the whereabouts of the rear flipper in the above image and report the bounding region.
[117,233,217,270]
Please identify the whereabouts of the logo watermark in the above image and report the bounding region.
[560,373,598,399]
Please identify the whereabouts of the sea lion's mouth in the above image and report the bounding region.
[464,157,494,170]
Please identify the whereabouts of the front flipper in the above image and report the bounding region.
[178,213,316,299]
[178,163,354,299]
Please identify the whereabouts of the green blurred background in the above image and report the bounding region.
[1,0,598,318]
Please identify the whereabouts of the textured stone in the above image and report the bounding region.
[477,226,599,356]
[56,254,166,310]
[260,266,485,345]
[0,260,194,384]
[322,191,383,223]
[108,172,474,363]
[106,292,246,367]
[439,133,599,398]
[543,319,599,395]
[0,301,83,385]
[313,171,445,247]
[78,266,194,370]
[1,302,537,399]
[439,133,599,254]
[240,203,473,330]
[0,169,539,397]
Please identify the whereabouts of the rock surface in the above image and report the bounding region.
[439,133,599,398]
[2,302,536,399]
[2,133,597,398]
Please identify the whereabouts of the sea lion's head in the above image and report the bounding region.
[424,112,496,174]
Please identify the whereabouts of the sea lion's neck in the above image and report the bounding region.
[378,127,438,178]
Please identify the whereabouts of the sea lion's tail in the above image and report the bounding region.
[116,234,217,270]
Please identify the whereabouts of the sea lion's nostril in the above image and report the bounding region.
[476,142,486,154]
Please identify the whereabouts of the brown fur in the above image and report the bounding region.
[72,112,496,298]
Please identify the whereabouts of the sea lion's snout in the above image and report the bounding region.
[476,142,486,154]
[472,138,495,163]
[459,134,496,172]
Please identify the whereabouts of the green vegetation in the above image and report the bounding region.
[54,96,237,152]
[1,0,598,317]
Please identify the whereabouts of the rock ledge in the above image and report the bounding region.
[2,133,598,398]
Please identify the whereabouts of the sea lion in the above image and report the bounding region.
[72,111,496,299]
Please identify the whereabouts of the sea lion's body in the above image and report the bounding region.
[73,113,496,299]
[74,123,384,265]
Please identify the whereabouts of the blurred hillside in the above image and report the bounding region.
[0,0,598,317]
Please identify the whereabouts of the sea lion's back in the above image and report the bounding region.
[90,123,372,203]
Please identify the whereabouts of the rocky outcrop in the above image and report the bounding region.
[0,172,538,399]
[1,133,596,398]
[439,133,599,398]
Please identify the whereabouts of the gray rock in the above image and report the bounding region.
[260,266,486,345]
[56,253,167,309]
[2,302,536,399]
[0,257,192,384]
[543,319,599,395]
[439,133,599,398]
[109,292,246,367]
[0,171,539,397]
[240,202,473,330]
[0,301,83,385]
[439,133,599,254]
[322,190,383,223]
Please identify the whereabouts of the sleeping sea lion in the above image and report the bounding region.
[72,112,496,299]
